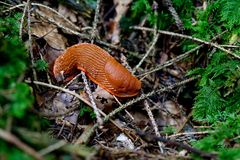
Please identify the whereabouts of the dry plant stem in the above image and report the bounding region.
[32,7,133,57]
[3,2,80,31]
[113,95,134,121]
[144,100,164,153]
[139,45,202,79]
[35,9,89,38]
[81,72,103,125]
[137,131,217,159]
[0,128,43,160]
[132,26,240,59]
[24,80,127,142]
[91,0,101,43]
[169,131,214,138]
[81,76,200,144]
[107,76,200,123]
[19,1,29,39]
[163,0,184,31]
[63,73,82,89]
[25,80,92,107]
[26,1,39,87]
[139,30,228,78]
[133,33,159,73]
[38,140,66,156]
[31,2,81,31]
[0,1,12,6]
[2,3,24,12]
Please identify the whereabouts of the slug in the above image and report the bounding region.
[53,43,141,97]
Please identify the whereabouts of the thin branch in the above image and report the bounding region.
[0,128,43,160]
[32,2,81,31]
[131,26,240,59]
[81,72,103,125]
[19,1,28,39]
[38,140,66,156]
[137,130,217,159]
[163,0,184,31]
[138,30,228,78]
[91,0,101,43]
[144,100,164,153]
[133,33,159,73]
[139,45,201,79]
[80,76,200,144]
[169,131,214,138]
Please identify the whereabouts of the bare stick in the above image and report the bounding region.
[0,128,43,160]
[19,2,28,39]
[163,0,184,31]
[132,26,240,59]
[91,0,101,43]
[32,3,80,31]
[133,33,159,73]
[139,45,201,79]
[169,131,214,138]
[81,72,103,125]
[81,76,200,143]
[144,100,164,153]
[38,140,66,156]
[24,1,39,88]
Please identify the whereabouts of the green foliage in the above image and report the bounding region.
[189,52,240,123]
[35,59,48,71]
[192,114,240,160]
[0,15,33,119]
[184,0,240,158]
[79,105,96,119]
[162,126,176,135]
[220,0,240,30]
[0,13,37,160]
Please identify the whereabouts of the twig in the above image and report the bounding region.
[105,76,200,124]
[144,100,164,153]
[81,72,103,125]
[137,130,217,159]
[131,26,240,59]
[26,1,39,86]
[138,30,228,78]
[32,2,81,31]
[24,80,128,144]
[38,140,66,156]
[0,128,43,160]
[19,1,28,39]
[169,131,214,138]
[133,33,159,73]
[163,0,184,31]
[139,46,201,79]
[91,0,101,43]
[81,76,200,144]
[35,9,89,39]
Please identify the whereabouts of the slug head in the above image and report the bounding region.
[53,55,77,82]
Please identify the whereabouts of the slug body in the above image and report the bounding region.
[53,43,141,97]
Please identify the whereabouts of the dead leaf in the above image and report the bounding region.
[31,22,67,50]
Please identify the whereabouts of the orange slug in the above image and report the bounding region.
[53,43,141,97]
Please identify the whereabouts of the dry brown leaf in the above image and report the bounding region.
[31,22,67,50]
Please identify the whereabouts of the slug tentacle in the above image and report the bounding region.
[53,43,141,97]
